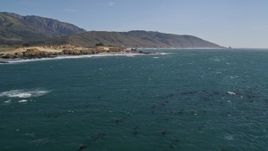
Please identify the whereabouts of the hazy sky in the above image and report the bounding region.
[1,0,268,48]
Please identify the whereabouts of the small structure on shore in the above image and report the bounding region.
[96,46,124,52]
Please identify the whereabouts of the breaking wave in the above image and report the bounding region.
[0,52,172,64]
[0,53,144,64]
[0,89,50,99]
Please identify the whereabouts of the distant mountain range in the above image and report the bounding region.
[0,12,223,48]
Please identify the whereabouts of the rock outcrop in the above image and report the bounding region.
[0,45,138,59]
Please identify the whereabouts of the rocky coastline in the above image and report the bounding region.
[0,45,147,60]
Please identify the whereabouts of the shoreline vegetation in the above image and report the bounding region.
[0,44,149,62]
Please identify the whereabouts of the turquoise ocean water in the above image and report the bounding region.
[1,49,268,151]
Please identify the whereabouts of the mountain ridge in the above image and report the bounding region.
[0,12,85,42]
[0,12,224,48]
[61,30,223,48]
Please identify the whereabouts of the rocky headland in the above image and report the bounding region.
[0,45,143,60]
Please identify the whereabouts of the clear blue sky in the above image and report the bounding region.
[1,0,268,48]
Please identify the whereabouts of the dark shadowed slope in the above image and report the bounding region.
[0,12,85,43]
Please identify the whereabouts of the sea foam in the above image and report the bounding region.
[0,52,172,64]
[1,53,144,64]
[18,99,29,103]
[0,89,50,99]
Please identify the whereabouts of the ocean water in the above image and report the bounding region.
[1,49,268,151]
